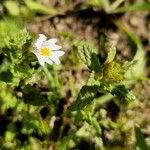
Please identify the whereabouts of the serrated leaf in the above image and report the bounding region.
[111,85,136,101]
[76,43,101,70]
[77,44,92,67]
[105,46,116,63]
[69,85,99,111]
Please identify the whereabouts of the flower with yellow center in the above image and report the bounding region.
[32,34,64,66]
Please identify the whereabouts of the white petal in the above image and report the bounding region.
[38,57,45,66]
[33,34,47,50]
[52,51,65,57]
[34,53,45,66]
[45,38,58,45]
[43,38,62,50]
[45,58,53,65]
[39,34,47,41]
[46,44,62,50]
[51,45,62,50]
[50,55,60,64]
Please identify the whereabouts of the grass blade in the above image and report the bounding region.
[112,2,150,13]
[135,126,149,150]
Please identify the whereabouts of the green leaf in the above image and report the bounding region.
[105,46,116,63]
[76,43,101,70]
[0,70,13,82]
[57,131,75,150]
[112,2,150,13]
[77,43,92,67]
[69,85,99,111]
[135,126,149,150]
[116,21,146,81]
[123,60,137,72]
[90,53,102,70]
[4,1,20,16]
[25,0,57,15]
[1,29,33,85]
[111,85,136,101]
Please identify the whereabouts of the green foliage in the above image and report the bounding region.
[4,1,20,16]
[25,0,57,15]
[0,0,58,19]
[69,85,99,111]
[103,61,124,82]
[111,85,136,101]
[105,46,116,64]
[113,2,150,13]
[0,82,17,112]
[87,0,150,13]
[57,131,76,150]
[0,26,34,85]
[0,70,13,83]
[135,126,149,150]
[116,21,146,82]
[75,42,101,71]
[69,42,137,111]
[0,17,23,48]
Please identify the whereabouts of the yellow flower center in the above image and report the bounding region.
[40,48,51,56]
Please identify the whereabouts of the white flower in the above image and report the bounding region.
[32,34,64,66]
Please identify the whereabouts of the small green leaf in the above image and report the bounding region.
[69,85,99,111]
[76,43,101,70]
[111,85,136,101]
[77,43,92,67]
[105,46,116,63]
